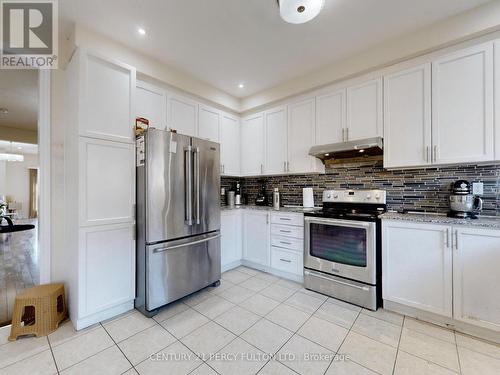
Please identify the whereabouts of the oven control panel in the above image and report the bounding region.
[322,190,386,204]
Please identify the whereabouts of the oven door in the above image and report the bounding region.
[304,217,376,285]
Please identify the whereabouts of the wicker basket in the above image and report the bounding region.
[8,283,67,341]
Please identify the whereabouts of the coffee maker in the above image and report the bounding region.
[448,180,483,219]
[255,181,269,206]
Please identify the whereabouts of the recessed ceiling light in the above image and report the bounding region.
[137,27,146,36]
[359,149,365,153]
[238,83,245,89]
[324,153,329,156]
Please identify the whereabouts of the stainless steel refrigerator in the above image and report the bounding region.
[135,128,221,317]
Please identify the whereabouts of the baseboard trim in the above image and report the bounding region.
[384,300,500,345]
[75,301,134,330]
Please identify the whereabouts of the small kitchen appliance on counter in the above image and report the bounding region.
[255,182,269,206]
[304,189,387,310]
[235,181,242,205]
[448,180,483,219]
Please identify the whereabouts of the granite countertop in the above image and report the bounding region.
[381,211,500,229]
[221,205,322,214]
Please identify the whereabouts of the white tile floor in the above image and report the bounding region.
[1,266,500,374]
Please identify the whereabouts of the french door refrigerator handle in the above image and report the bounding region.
[184,146,193,225]
[194,147,201,225]
[153,233,221,253]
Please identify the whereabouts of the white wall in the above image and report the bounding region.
[2,154,39,219]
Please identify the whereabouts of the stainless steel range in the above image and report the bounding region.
[304,189,387,310]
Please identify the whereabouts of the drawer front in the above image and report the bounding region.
[271,224,304,239]
[271,235,303,252]
[271,212,303,227]
[271,247,302,275]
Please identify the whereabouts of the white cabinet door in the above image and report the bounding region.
[316,89,345,145]
[79,138,135,226]
[136,81,167,130]
[198,105,220,143]
[265,106,288,175]
[220,113,240,176]
[383,221,453,317]
[168,94,198,136]
[241,113,265,175]
[288,98,322,173]
[346,78,383,141]
[432,43,494,164]
[384,64,432,168]
[221,211,242,270]
[494,40,500,160]
[243,211,270,266]
[79,223,135,318]
[80,51,136,143]
[454,227,500,331]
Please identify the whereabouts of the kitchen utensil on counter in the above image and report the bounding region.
[273,188,280,209]
[255,182,269,206]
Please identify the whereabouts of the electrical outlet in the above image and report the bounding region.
[472,182,484,195]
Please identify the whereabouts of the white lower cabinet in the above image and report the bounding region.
[79,223,135,318]
[221,209,304,279]
[383,220,500,333]
[242,211,270,266]
[454,227,500,331]
[221,210,242,271]
[382,221,453,317]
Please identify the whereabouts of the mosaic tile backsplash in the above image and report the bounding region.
[221,159,500,216]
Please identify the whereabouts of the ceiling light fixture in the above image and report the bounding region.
[137,27,146,36]
[277,0,325,24]
[238,83,245,89]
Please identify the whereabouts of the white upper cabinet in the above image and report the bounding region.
[453,227,500,332]
[136,81,167,130]
[198,105,220,143]
[432,43,494,164]
[288,98,323,174]
[316,89,345,144]
[494,40,500,160]
[168,94,198,136]
[383,221,453,317]
[80,52,136,143]
[241,113,265,175]
[265,106,288,174]
[346,77,383,141]
[220,113,241,176]
[384,64,432,169]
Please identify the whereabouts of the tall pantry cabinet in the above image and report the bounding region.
[64,48,136,330]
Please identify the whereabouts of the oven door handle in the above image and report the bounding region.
[304,216,374,229]
[305,270,371,291]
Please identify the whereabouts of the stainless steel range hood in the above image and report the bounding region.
[309,137,383,161]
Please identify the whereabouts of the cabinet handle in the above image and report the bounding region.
[455,230,459,250]
[286,161,290,172]
[434,145,438,163]
[261,164,263,174]
[342,128,345,142]
[426,146,430,163]
[279,217,292,221]
[280,230,292,233]
[280,241,292,245]
[284,161,287,172]
[266,213,269,224]
[346,128,349,141]
[445,228,450,248]
[279,258,292,263]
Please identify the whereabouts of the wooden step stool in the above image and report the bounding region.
[9,283,67,341]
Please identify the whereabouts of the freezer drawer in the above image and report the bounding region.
[146,232,221,311]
